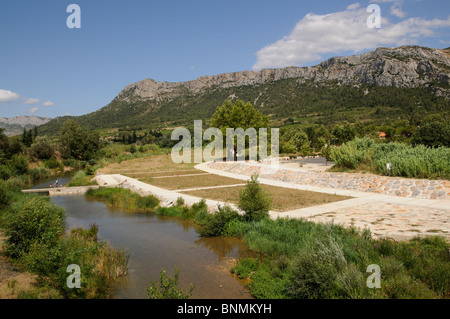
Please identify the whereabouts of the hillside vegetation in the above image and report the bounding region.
[38,45,450,135]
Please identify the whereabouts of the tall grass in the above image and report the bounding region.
[67,171,98,187]
[86,187,159,211]
[330,137,450,179]
[227,217,449,299]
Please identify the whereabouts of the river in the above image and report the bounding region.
[32,175,254,299]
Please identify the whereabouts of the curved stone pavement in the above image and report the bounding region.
[196,161,449,241]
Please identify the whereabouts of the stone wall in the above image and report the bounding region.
[208,162,450,200]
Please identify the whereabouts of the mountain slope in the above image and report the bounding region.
[0,116,52,136]
[39,45,450,134]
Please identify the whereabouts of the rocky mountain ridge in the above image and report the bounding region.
[117,46,450,103]
[0,116,51,136]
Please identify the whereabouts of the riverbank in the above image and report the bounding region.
[87,175,449,299]
[0,176,129,299]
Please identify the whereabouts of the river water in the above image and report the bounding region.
[32,175,254,299]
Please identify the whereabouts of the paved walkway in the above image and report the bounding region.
[195,162,450,241]
[93,161,449,241]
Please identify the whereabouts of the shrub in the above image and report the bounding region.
[84,165,95,176]
[30,138,55,160]
[238,174,272,221]
[136,195,160,209]
[197,205,241,237]
[44,157,61,170]
[4,196,65,259]
[28,167,51,181]
[176,196,185,206]
[0,164,13,180]
[286,236,347,299]
[22,223,128,299]
[0,180,12,208]
[10,154,29,175]
[146,267,194,299]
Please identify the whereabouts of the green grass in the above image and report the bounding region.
[330,137,450,179]
[67,171,98,187]
[151,193,450,299]
[85,187,159,211]
[227,218,449,299]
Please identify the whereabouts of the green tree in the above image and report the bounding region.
[332,122,356,145]
[412,121,450,148]
[22,128,33,147]
[211,100,270,161]
[238,174,272,221]
[0,128,9,160]
[60,120,101,160]
[30,137,55,160]
[280,128,311,156]
[10,154,29,175]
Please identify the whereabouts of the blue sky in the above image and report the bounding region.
[0,0,449,119]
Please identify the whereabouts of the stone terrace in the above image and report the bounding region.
[208,161,450,200]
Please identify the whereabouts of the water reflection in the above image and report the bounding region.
[50,195,254,299]
[195,237,256,261]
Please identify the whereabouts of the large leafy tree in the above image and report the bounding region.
[412,121,450,148]
[59,120,101,160]
[211,100,270,161]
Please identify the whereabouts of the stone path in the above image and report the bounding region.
[206,161,450,200]
[196,161,449,241]
[93,160,449,241]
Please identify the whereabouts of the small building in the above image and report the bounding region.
[378,132,386,139]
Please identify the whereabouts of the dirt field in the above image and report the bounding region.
[181,184,351,212]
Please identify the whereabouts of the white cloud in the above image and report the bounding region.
[0,89,20,103]
[27,107,39,114]
[24,98,40,105]
[253,4,450,69]
[390,2,406,18]
[42,101,55,106]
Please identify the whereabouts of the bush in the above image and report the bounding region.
[44,157,61,170]
[136,195,160,210]
[146,267,194,299]
[0,164,13,180]
[10,154,29,175]
[4,196,65,259]
[28,167,51,181]
[238,174,272,221]
[30,138,55,160]
[84,165,95,176]
[197,205,241,237]
[0,180,12,208]
[176,196,185,206]
[22,223,128,299]
[286,236,347,299]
